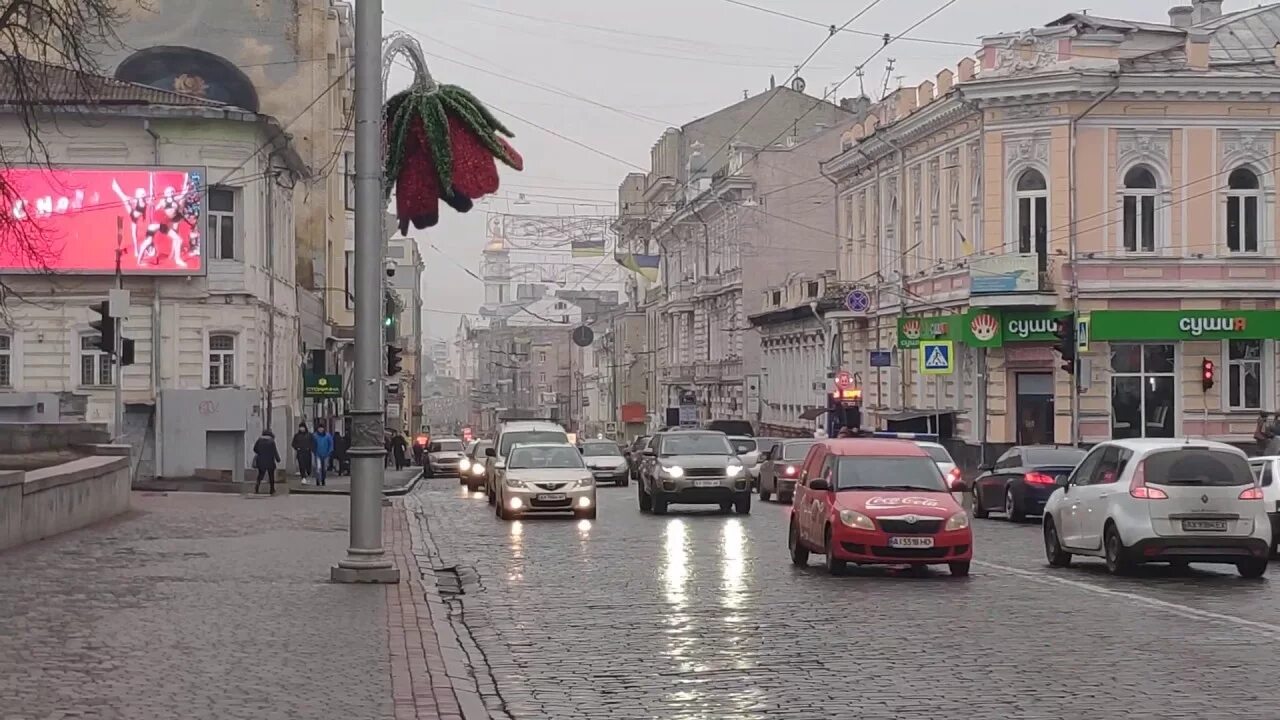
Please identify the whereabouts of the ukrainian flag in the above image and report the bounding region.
[614,253,660,283]
[571,239,606,257]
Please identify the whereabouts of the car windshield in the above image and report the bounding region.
[469,441,492,457]
[580,443,620,457]
[500,430,567,456]
[631,436,649,450]
[1146,448,1254,487]
[782,442,815,461]
[660,433,732,456]
[730,438,757,453]
[919,445,953,463]
[434,440,463,452]
[507,446,584,470]
[834,456,948,492]
[1023,447,1087,466]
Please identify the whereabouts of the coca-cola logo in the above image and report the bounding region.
[865,496,942,510]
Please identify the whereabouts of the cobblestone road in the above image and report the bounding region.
[410,478,1280,720]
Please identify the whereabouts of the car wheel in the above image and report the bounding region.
[823,526,845,575]
[1103,523,1135,575]
[948,562,971,577]
[1004,487,1025,523]
[759,483,771,502]
[619,477,629,487]
[637,482,652,513]
[652,491,668,515]
[734,493,751,515]
[1237,558,1268,579]
[788,518,809,566]
[972,488,989,519]
[719,501,732,514]
[1043,517,1072,568]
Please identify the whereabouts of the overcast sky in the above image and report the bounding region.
[381,0,1180,342]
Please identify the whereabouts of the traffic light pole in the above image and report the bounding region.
[332,0,399,584]
[113,226,124,443]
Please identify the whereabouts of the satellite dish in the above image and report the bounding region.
[792,77,806,93]
[572,325,594,347]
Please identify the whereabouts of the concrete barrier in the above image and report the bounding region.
[0,454,131,552]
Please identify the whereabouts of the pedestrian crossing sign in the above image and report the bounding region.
[920,340,954,375]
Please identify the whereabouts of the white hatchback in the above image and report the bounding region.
[1042,439,1270,578]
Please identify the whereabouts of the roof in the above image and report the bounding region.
[1047,12,1183,34]
[1101,438,1245,455]
[1120,4,1280,72]
[0,59,224,107]
[819,438,930,457]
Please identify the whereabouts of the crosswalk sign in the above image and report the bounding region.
[920,340,954,375]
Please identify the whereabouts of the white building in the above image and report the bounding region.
[0,65,306,480]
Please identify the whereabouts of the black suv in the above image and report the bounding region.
[637,430,750,515]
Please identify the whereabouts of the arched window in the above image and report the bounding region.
[1226,166,1260,253]
[1122,166,1158,252]
[1015,169,1047,270]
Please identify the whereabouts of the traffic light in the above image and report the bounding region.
[1052,315,1076,375]
[89,300,116,355]
[1202,358,1215,392]
[386,344,403,376]
[121,338,136,367]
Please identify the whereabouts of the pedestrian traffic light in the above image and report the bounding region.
[89,300,116,355]
[1202,358,1215,392]
[120,338,136,367]
[386,344,403,376]
[1052,315,1076,375]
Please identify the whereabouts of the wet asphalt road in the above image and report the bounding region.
[409,478,1280,720]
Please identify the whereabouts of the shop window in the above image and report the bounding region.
[1227,339,1262,411]
[1122,166,1157,253]
[1015,169,1047,272]
[1110,343,1175,440]
[1226,167,1260,254]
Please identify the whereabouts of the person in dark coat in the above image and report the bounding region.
[391,433,409,470]
[334,431,351,476]
[253,429,281,495]
[291,423,314,480]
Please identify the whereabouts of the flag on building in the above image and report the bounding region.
[571,238,606,257]
[614,253,660,283]
[954,224,974,256]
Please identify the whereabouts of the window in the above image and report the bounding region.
[1227,339,1262,411]
[771,290,781,305]
[537,351,547,363]
[343,151,355,211]
[1089,447,1130,485]
[208,334,236,387]
[539,372,546,383]
[207,187,237,260]
[1015,169,1048,271]
[806,281,818,298]
[0,334,10,387]
[79,334,112,387]
[1122,166,1157,252]
[1226,167,1260,253]
[1110,343,1176,439]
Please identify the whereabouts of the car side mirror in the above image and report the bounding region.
[809,478,831,491]
[485,448,496,457]
[946,476,965,491]
[578,446,584,453]
[643,449,655,456]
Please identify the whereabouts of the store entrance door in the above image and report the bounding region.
[1015,372,1055,445]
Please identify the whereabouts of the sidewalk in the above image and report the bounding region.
[0,491,483,720]
[289,467,423,495]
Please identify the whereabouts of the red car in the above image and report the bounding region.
[787,439,973,576]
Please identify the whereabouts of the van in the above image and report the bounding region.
[484,420,569,505]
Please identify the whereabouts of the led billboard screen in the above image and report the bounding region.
[0,167,206,274]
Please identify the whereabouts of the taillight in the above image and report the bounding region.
[947,467,962,483]
[1239,486,1264,500]
[784,465,797,476]
[1024,471,1056,485]
[1128,461,1168,499]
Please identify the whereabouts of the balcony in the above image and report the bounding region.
[695,362,721,381]
[660,364,695,384]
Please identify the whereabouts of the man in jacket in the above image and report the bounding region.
[313,423,334,487]
[252,429,282,495]
[291,423,313,481]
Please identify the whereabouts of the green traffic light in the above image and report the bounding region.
[384,317,392,326]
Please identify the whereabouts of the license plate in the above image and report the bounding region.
[888,536,935,548]
[536,493,566,502]
[694,479,721,488]
[1182,519,1228,532]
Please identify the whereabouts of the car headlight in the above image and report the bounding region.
[504,477,524,488]
[945,511,970,531]
[471,464,485,476]
[725,464,743,477]
[662,465,684,478]
[576,476,594,488]
[838,509,875,531]
[458,458,471,472]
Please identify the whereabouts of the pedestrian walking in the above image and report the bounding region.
[335,431,351,476]
[391,432,408,470]
[313,423,334,487]
[291,422,314,482]
[252,429,281,495]
[1256,412,1280,456]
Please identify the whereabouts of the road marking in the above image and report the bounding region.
[976,560,1280,638]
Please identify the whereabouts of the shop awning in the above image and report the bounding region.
[878,408,959,422]
[798,407,828,421]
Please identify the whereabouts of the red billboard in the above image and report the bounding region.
[0,167,206,274]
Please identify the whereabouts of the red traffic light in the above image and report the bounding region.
[1202,358,1215,391]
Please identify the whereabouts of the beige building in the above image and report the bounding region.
[828,0,1280,460]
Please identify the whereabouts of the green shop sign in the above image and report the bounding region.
[304,373,343,399]
[897,309,1070,348]
[1090,310,1280,342]
[896,315,959,348]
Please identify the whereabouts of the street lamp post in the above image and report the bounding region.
[331,0,399,584]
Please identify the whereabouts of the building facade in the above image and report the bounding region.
[387,236,424,433]
[828,0,1280,463]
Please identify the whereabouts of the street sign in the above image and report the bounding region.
[605,421,617,436]
[572,325,594,347]
[869,350,892,368]
[1076,314,1090,353]
[845,289,871,314]
[834,370,853,389]
[303,373,342,398]
[386,403,402,419]
[919,340,954,375]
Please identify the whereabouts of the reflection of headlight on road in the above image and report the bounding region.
[662,465,684,478]
[726,464,743,477]
[945,512,970,531]
[839,509,875,530]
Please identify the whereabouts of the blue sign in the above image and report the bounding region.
[845,289,871,314]
[869,350,892,368]
[919,340,954,375]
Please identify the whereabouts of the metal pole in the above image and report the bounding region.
[114,220,124,443]
[333,0,399,584]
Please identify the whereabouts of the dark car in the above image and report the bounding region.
[758,439,816,503]
[637,430,750,515]
[972,445,1087,522]
[624,435,651,482]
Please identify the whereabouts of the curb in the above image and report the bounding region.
[289,469,424,497]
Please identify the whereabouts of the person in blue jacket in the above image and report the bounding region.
[313,422,334,487]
